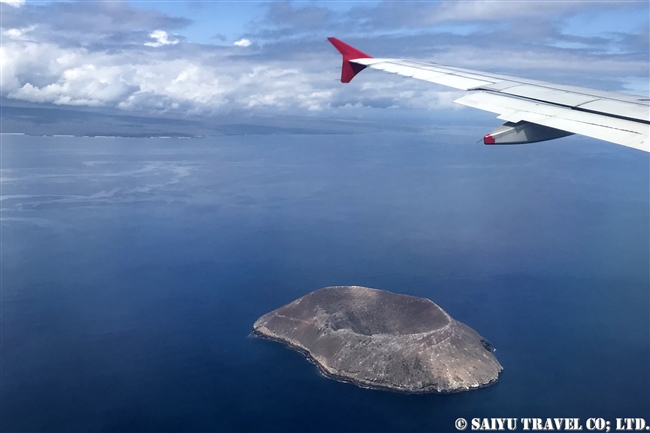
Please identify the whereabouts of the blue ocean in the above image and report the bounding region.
[2,132,648,432]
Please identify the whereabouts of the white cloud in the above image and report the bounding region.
[10,63,137,107]
[0,1,646,116]
[233,38,252,47]
[0,0,25,8]
[144,30,179,47]
[2,25,36,41]
[0,37,336,113]
[2,31,647,116]
[432,1,579,23]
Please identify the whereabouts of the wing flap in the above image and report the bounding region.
[576,99,650,123]
[499,85,599,107]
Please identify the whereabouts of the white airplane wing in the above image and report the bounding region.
[328,37,649,152]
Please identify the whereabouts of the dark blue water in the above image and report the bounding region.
[2,133,648,432]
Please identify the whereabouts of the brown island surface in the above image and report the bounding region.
[253,286,503,393]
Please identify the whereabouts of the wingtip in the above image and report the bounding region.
[327,37,372,60]
[328,37,372,83]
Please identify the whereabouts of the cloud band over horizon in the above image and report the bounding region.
[0,1,648,118]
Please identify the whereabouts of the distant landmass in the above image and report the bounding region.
[0,97,418,138]
[253,286,503,393]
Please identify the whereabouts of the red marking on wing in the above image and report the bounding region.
[327,37,373,83]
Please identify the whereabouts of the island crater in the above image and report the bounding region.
[253,286,503,393]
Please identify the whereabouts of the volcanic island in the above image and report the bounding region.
[253,286,503,394]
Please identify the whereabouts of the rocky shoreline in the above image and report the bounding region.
[253,328,500,394]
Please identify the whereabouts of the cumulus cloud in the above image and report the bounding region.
[144,30,179,47]
[0,0,647,118]
[0,0,24,8]
[0,35,344,113]
[233,38,252,47]
[1,0,190,48]
[2,24,35,40]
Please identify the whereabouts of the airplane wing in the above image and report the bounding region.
[328,37,650,152]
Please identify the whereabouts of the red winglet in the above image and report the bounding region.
[327,37,373,83]
[483,134,496,145]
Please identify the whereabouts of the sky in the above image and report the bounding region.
[0,0,648,122]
